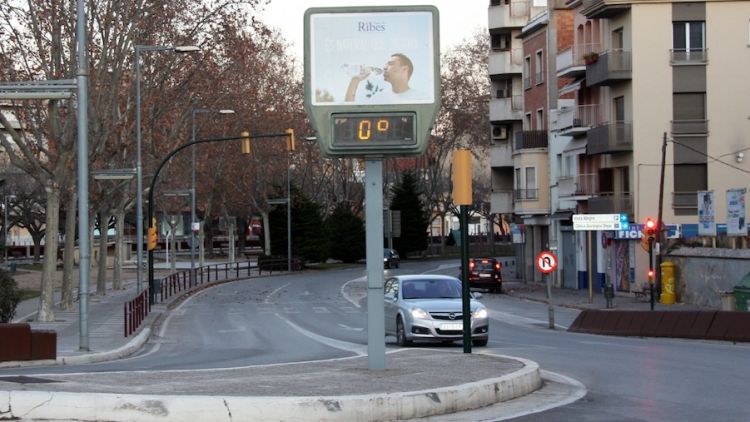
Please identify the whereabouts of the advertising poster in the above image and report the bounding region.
[309,11,435,105]
[697,190,716,236]
[726,188,747,236]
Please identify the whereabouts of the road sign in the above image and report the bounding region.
[536,251,558,274]
[573,213,628,231]
[304,6,440,157]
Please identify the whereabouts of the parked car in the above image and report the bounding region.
[383,275,489,347]
[460,257,503,293]
[384,248,400,269]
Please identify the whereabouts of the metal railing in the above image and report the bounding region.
[124,289,150,337]
[515,130,548,150]
[587,122,632,155]
[586,49,632,86]
[670,48,708,64]
[514,189,539,201]
[511,94,524,111]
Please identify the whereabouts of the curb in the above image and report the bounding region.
[0,354,541,422]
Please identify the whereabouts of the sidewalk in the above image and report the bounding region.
[503,279,713,311]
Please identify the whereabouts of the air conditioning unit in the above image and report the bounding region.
[492,125,508,140]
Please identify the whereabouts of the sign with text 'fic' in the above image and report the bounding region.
[304,6,440,157]
[573,214,629,231]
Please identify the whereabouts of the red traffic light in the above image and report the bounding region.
[644,217,656,237]
[647,269,655,281]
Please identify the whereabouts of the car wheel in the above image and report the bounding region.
[472,338,488,347]
[396,317,412,347]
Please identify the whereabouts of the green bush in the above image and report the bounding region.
[0,269,21,323]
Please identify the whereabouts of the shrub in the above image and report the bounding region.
[0,269,21,323]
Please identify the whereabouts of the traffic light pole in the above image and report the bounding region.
[655,132,668,299]
[648,237,655,311]
[147,132,290,305]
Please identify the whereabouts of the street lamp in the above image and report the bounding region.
[135,44,199,296]
[163,189,192,273]
[190,108,234,286]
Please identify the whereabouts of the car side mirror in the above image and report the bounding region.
[384,292,395,301]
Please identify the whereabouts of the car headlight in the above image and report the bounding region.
[410,308,429,319]
[384,258,388,262]
[472,308,488,319]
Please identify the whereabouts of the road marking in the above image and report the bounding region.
[277,313,366,356]
[218,327,247,334]
[312,307,330,314]
[340,276,366,308]
[337,323,364,331]
[264,283,290,304]
[422,262,459,273]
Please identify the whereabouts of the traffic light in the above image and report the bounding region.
[147,227,157,251]
[644,217,656,239]
[285,128,296,151]
[241,131,251,155]
[647,268,655,283]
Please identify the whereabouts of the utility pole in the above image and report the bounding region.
[656,132,667,298]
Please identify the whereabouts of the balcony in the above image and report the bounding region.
[557,43,601,78]
[515,130,548,150]
[671,119,708,135]
[670,49,708,65]
[515,189,539,201]
[490,95,523,122]
[555,104,601,137]
[588,192,633,214]
[585,49,631,87]
[488,1,531,30]
[491,190,514,214]
[580,0,630,19]
[673,191,698,211]
[490,141,513,168]
[559,173,597,199]
[489,48,523,76]
[586,122,632,155]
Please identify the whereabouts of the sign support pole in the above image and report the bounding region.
[365,159,385,370]
[587,231,594,304]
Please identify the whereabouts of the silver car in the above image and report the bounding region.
[384,275,490,347]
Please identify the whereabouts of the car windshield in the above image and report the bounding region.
[401,279,462,299]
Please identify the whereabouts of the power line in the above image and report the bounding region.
[668,139,750,175]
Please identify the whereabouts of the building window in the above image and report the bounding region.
[536,109,544,130]
[515,168,522,191]
[491,33,512,51]
[524,113,532,130]
[525,167,538,200]
[612,27,624,49]
[673,21,706,62]
[613,96,625,123]
[535,50,544,84]
[523,56,531,89]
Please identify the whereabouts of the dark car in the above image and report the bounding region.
[384,248,400,269]
[460,257,502,293]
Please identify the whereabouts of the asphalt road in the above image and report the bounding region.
[3,259,749,421]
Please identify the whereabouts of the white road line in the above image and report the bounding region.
[263,282,290,304]
[340,276,366,308]
[277,313,366,356]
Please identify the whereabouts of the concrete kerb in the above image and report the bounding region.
[0,353,542,422]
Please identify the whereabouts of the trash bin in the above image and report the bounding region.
[734,273,750,312]
[660,261,676,304]
[9,262,16,273]
[719,291,736,311]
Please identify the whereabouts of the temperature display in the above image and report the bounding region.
[331,113,416,149]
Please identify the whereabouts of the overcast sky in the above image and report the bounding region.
[257,1,489,60]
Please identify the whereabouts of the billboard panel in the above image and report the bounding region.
[697,190,716,236]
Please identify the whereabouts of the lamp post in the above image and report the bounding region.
[190,108,234,286]
[163,189,192,274]
[135,44,199,296]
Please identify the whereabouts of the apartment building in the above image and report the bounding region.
[488,0,548,280]
[547,0,750,292]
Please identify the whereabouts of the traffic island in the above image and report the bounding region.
[0,349,542,421]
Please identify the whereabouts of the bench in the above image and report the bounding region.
[633,288,652,301]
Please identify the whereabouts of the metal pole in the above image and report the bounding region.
[649,238,655,311]
[655,132,667,297]
[460,205,471,353]
[190,110,197,286]
[4,196,7,264]
[287,163,292,272]
[76,0,90,351]
[545,271,555,329]
[135,46,144,296]
[365,159,385,369]
[587,230,593,304]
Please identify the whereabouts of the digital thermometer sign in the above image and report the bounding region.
[331,113,416,149]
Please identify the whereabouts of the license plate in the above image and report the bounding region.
[441,323,463,331]
[479,274,491,278]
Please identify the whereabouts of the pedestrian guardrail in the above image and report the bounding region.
[124,288,150,337]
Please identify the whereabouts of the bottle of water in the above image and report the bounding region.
[341,64,383,77]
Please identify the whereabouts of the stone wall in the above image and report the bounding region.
[666,247,750,308]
